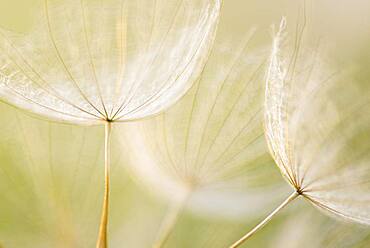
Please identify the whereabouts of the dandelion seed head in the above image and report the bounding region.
[265,18,370,225]
[0,0,221,124]
[119,34,289,219]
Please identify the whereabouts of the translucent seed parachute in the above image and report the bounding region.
[118,28,288,246]
[0,0,221,124]
[0,0,222,247]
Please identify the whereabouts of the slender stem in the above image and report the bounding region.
[229,191,300,248]
[96,121,112,248]
[153,191,190,248]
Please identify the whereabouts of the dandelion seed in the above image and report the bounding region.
[119,30,288,247]
[230,16,370,248]
[0,0,222,247]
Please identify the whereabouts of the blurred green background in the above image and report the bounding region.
[0,0,369,247]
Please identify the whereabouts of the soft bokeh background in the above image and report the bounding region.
[0,0,369,247]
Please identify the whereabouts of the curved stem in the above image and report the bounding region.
[153,191,190,248]
[96,121,112,248]
[229,191,300,248]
